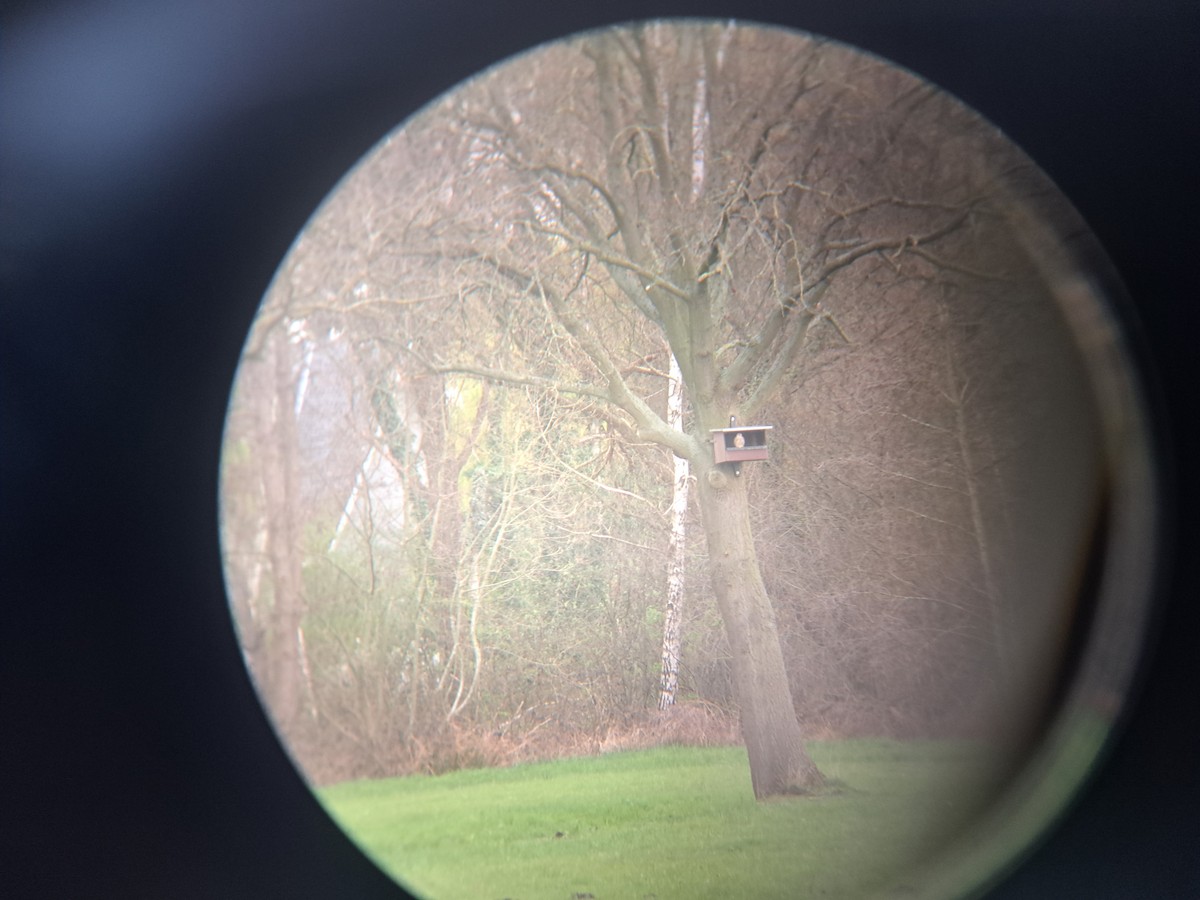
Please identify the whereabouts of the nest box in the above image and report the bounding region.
[711,424,772,465]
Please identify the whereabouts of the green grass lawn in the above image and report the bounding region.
[318,740,1010,900]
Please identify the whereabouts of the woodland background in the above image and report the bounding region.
[220,24,1106,785]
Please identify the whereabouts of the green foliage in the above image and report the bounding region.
[319,740,1007,900]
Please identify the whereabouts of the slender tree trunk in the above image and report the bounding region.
[694,457,824,798]
[937,296,1011,684]
[952,383,1010,682]
[659,352,689,710]
[259,326,306,729]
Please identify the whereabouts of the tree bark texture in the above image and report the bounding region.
[658,363,688,711]
[694,457,824,796]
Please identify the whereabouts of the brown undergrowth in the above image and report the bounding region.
[295,702,743,785]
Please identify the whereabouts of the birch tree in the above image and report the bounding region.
[659,350,689,710]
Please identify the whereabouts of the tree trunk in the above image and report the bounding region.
[258,326,307,730]
[659,353,689,710]
[694,457,824,798]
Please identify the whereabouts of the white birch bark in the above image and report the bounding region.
[659,351,689,709]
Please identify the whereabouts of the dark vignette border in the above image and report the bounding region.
[2,2,1196,897]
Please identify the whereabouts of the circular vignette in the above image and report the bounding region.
[217,20,1160,900]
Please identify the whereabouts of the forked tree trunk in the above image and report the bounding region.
[694,458,824,798]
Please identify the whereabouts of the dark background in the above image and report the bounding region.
[2,1,1196,897]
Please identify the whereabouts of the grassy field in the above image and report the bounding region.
[317,740,1015,900]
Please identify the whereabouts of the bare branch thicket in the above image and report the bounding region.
[222,22,1108,780]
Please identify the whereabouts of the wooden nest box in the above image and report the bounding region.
[711,424,772,465]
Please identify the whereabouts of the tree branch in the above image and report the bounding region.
[721,206,971,401]
[527,224,692,301]
[537,276,701,461]
[741,308,818,420]
[813,208,971,285]
[425,361,613,404]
